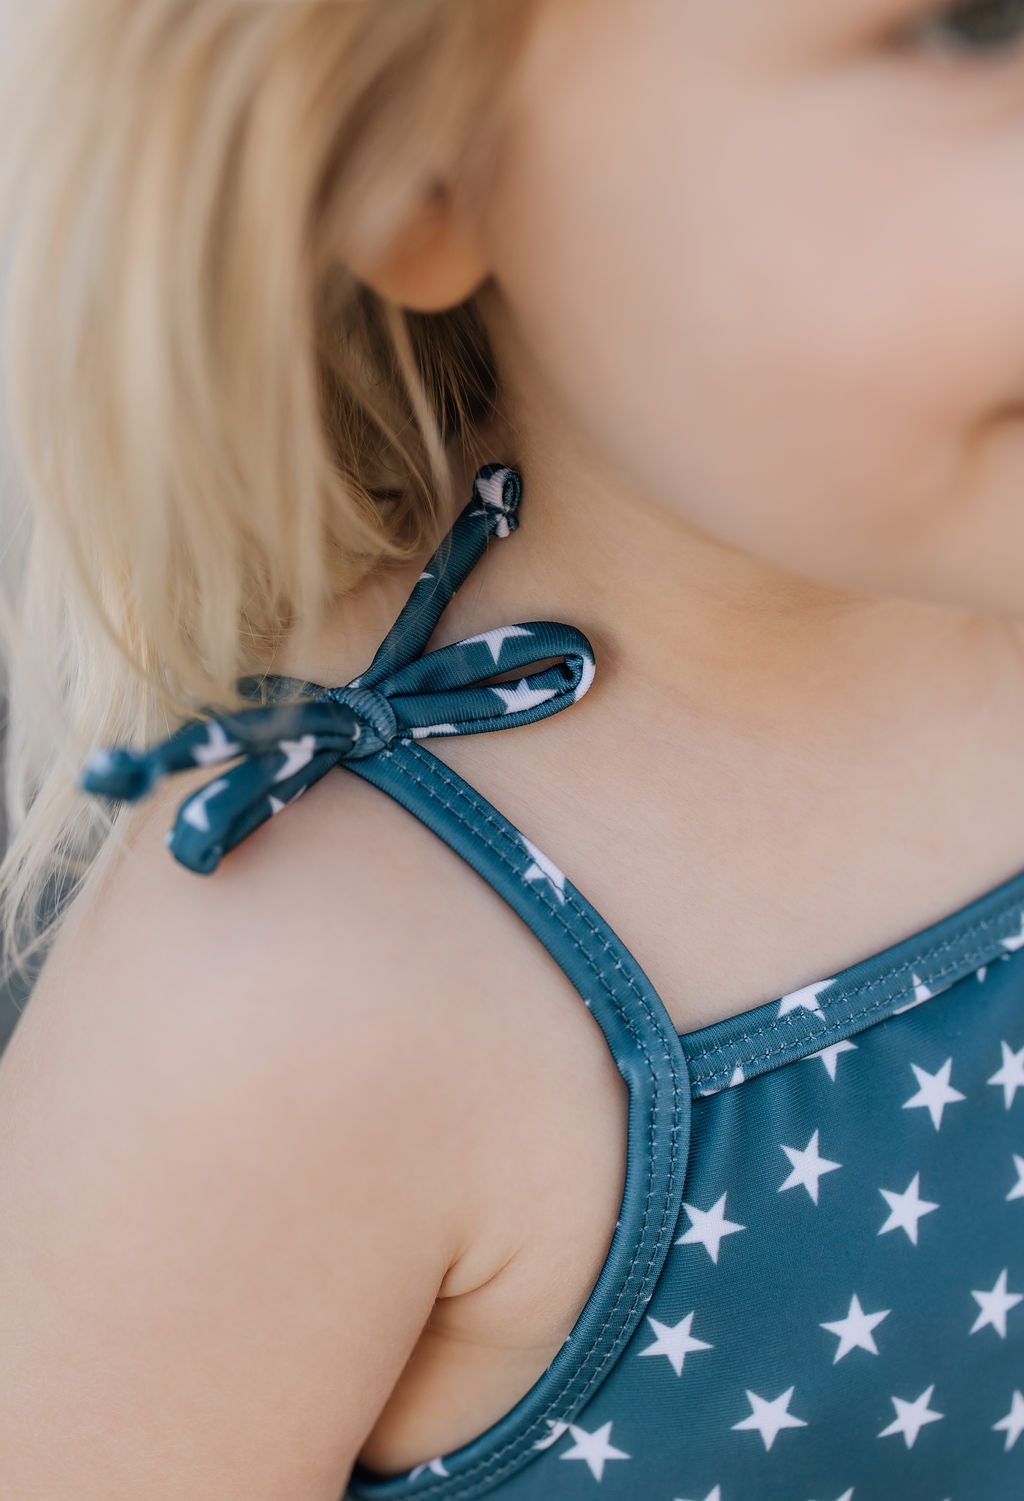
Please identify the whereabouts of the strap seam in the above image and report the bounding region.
[689,899,1024,1085]
[353,741,683,1499]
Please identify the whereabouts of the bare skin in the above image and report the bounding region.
[264,0,1024,1471]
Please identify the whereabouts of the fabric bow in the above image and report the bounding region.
[78,463,596,874]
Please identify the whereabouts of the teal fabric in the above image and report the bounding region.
[79,463,1024,1500]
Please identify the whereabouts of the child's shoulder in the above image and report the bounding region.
[43,757,490,1105]
[0,763,509,1493]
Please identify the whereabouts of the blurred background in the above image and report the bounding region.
[0,1,41,1056]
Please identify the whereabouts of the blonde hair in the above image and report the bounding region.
[0,0,531,995]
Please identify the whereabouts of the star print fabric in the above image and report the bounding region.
[77,463,596,875]
[76,462,1024,1500]
[348,931,1024,1501]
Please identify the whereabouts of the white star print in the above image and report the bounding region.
[489,678,560,715]
[83,747,118,775]
[409,1456,449,1477]
[808,1038,858,1080]
[409,722,459,737]
[703,1065,746,1095]
[272,734,318,783]
[877,1385,944,1448]
[731,1386,808,1450]
[809,1493,853,1501]
[901,1058,965,1130]
[531,1420,570,1451]
[638,1311,713,1376]
[574,654,597,703]
[674,1489,721,1501]
[1007,1154,1024,1201]
[417,571,434,583]
[559,1420,630,1481]
[988,1040,1024,1109]
[268,786,307,816]
[1000,912,1024,951]
[970,1268,1023,1338]
[676,1192,746,1264]
[459,624,535,664]
[777,977,835,1017]
[892,971,934,1015]
[820,1292,890,1363]
[473,468,514,534]
[993,1390,1024,1451]
[191,720,244,766]
[877,1172,939,1245]
[181,777,230,832]
[778,1129,842,1204]
[976,964,988,982]
[519,834,567,904]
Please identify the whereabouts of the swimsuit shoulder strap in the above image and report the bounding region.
[78,461,692,1500]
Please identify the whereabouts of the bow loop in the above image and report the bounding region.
[76,464,597,875]
[370,621,596,742]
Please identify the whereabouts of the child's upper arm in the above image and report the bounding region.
[0,774,471,1499]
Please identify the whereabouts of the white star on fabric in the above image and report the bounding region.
[417,571,433,582]
[892,971,935,1015]
[977,964,988,982]
[459,624,535,664]
[1007,1154,1024,1201]
[993,1390,1024,1451]
[531,1420,570,1451]
[820,1292,890,1362]
[574,654,597,703]
[877,1172,939,1245]
[638,1311,713,1376]
[778,1129,842,1204]
[808,1039,858,1080]
[877,1385,944,1448]
[988,1040,1024,1109]
[272,734,318,783]
[674,1489,721,1501]
[489,678,560,715]
[409,1457,449,1478]
[808,1492,853,1501]
[676,1192,746,1263]
[731,1387,808,1450]
[777,977,835,1017]
[409,722,459,738]
[519,834,567,904]
[559,1420,630,1481]
[901,1057,965,1130]
[1000,912,1024,951]
[181,777,230,832]
[191,720,244,766]
[702,1066,745,1097]
[970,1268,1023,1338]
[268,786,308,815]
[473,469,513,531]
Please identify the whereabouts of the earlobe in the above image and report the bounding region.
[348,179,492,313]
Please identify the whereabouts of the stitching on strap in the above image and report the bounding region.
[689,898,1024,1086]
[351,742,685,1500]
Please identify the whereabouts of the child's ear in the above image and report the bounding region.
[346,177,492,313]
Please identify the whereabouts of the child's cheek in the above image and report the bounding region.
[483,10,1024,613]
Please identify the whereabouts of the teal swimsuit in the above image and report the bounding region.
[80,463,1024,1501]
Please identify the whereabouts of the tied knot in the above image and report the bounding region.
[314,683,398,759]
[76,463,598,875]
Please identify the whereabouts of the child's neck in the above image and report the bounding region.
[271,437,1024,1031]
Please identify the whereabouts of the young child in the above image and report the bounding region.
[1,0,1023,1496]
